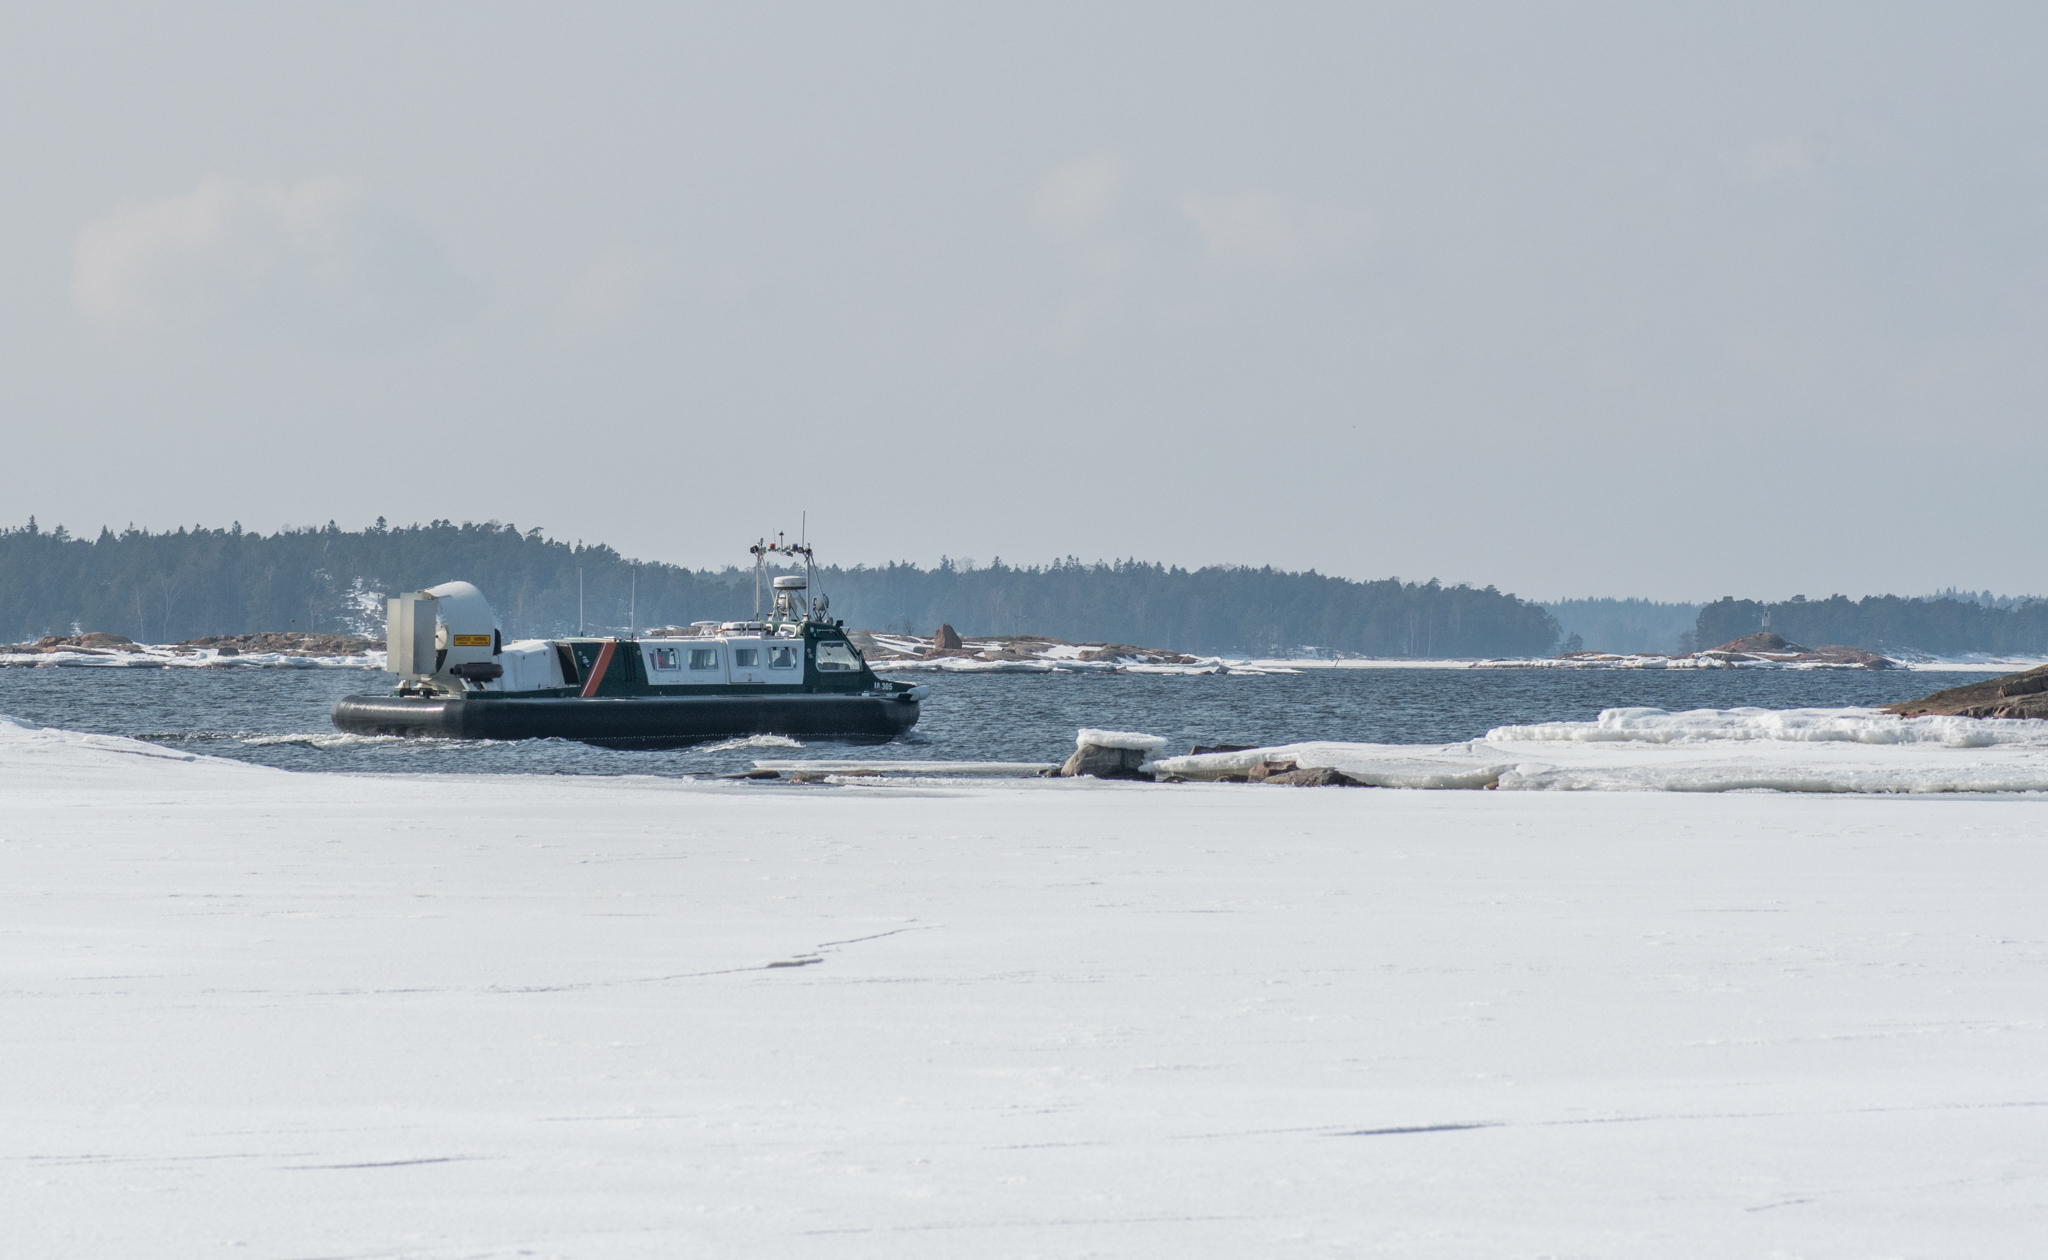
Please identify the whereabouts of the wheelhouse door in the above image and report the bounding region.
[727,637,771,684]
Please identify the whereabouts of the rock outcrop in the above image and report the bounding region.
[933,623,963,649]
[1059,743,1152,779]
[1242,758,1360,786]
[1265,766,1362,787]
[1059,729,1170,780]
[1887,664,2048,719]
[1701,637,1893,669]
[1712,632,1797,653]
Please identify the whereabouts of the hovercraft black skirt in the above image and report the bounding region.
[331,692,920,749]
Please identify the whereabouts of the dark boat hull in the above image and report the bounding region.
[332,692,921,749]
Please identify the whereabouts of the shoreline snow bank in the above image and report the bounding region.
[1147,706,2048,793]
[0,714,203,762]
[0,715,281,790]
[1148,740,1514,789]
[1488,705,2048,747]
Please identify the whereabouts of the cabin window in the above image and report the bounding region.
[733,648,760,668]
[768,646,798,669]
[689,648,720,671]
[815,641,861,672]
[649,647,680,671]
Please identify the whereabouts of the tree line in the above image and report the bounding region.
[0,518,1563,657]
[1697,594,2048,656]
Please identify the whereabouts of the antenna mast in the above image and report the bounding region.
[750,537,768,621]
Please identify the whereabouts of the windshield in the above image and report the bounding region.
[814,641,862,673]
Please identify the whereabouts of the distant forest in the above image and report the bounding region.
[0,518,1563,658]
[1697,595,2048,656]
[1544,598,1701,655]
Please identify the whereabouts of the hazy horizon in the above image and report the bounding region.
[5,5,2043,602]
[11,513,2046,614]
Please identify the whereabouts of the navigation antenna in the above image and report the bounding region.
[753,531,823,628]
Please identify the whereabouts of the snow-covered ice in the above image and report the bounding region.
[6,716,2047,1257]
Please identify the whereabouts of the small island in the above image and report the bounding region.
[1483,631,1897,671]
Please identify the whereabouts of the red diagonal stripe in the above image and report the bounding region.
[579,639,617,698]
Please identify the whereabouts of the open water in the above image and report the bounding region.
[0,664,1990,777]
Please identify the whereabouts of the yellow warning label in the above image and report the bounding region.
[451,634,491,647]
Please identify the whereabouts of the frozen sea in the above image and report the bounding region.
[8,667,2048,1256]
[6,719,2047,1257]
[0,662,1997,776]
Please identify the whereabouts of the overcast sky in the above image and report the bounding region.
[2,4,2043,601]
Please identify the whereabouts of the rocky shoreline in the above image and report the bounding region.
[0,632,383,667]
[849,627,1279,675]
[1886,663,2048,719]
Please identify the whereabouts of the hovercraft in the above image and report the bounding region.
[331,541,922,749]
